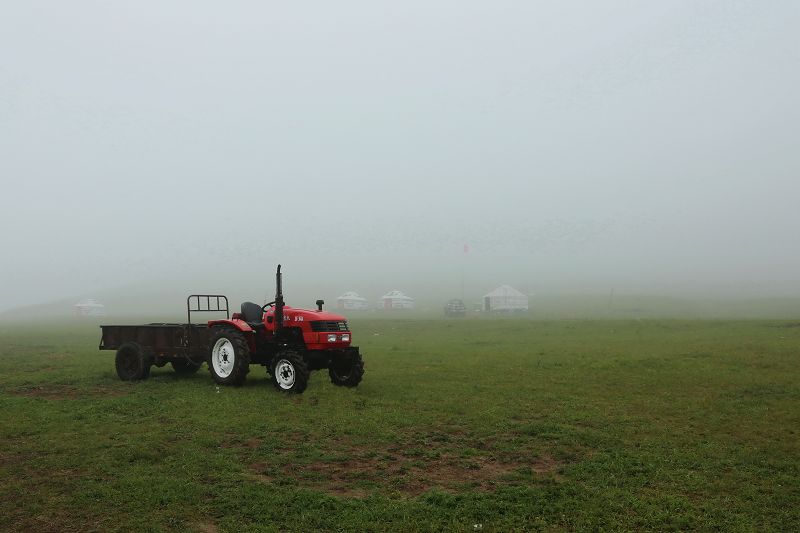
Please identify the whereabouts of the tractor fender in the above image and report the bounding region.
[207,319,256,353]
[207,318,254,333]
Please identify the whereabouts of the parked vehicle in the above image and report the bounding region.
[99,266,363,393]
[444,298,466,317]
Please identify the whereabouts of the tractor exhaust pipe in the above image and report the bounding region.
[275,264,284,330]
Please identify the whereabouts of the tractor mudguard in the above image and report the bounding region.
[207,319,257,353]
[207,318,254,333]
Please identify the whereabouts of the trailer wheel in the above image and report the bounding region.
[171,359,201,376]
[115,342,151,381]
[329,352,364,388]
[208,328,250,386]
[270,350,309,394]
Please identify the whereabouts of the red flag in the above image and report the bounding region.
[463,244,469,254]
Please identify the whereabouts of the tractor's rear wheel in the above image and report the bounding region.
[329,352,364,387]
[171,359,201,376]
[270,350,310,394]
[208,328,250,386]
[115,342,151,381]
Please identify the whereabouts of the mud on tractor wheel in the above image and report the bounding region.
[208,327,250,386]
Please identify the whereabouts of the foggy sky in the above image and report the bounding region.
[1,1,799,312]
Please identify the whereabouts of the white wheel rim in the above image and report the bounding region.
[212,338,235,378]
[274,359,295,389]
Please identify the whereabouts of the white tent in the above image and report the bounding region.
[337,291,369,310]
[483,285,528,312]
[378,290,415,310]
[74,298,106,317]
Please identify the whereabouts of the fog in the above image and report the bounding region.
[1,1,799,315]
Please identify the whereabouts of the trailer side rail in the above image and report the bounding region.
[187,295,229,326]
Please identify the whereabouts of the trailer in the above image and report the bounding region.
[99,295,228,380]
[99,266,364,394]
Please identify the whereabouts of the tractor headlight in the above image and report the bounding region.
[327,334,337,342]
[342,334,350,342]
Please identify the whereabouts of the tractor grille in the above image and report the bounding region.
[310,320,349,332]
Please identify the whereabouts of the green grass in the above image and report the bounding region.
[0,318,798,532]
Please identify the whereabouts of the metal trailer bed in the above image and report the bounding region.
[99,295,228,366]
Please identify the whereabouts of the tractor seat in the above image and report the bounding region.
[240,302,264,328]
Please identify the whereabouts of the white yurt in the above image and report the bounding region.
[483,285,528,312]
[337,291,369,310]
[378,290,415,310]
[74,298,106,317]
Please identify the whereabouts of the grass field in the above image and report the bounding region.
[1,317,798,532]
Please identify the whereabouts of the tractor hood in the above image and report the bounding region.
[264,305,348,323]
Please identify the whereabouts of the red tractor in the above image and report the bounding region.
[99,266,363,394]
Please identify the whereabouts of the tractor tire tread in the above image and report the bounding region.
[329,352,364,388]
[115,341,151,381]
[207,327,250,386]
[270,349,310,394]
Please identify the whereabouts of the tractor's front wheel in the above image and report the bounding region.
[208,328,250,386]
[115,342,152,381]
[328,351,364,388]
[270,350,310,394]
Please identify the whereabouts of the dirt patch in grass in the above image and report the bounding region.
[244,430,565,498]
[192,522,219,533]
[220,436,264,450]
[0,450,100,533]
[531,455,562,474]
[4,507,90,533]
[8,384,127,400]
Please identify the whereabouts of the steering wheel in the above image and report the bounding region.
[261,301,276,312]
